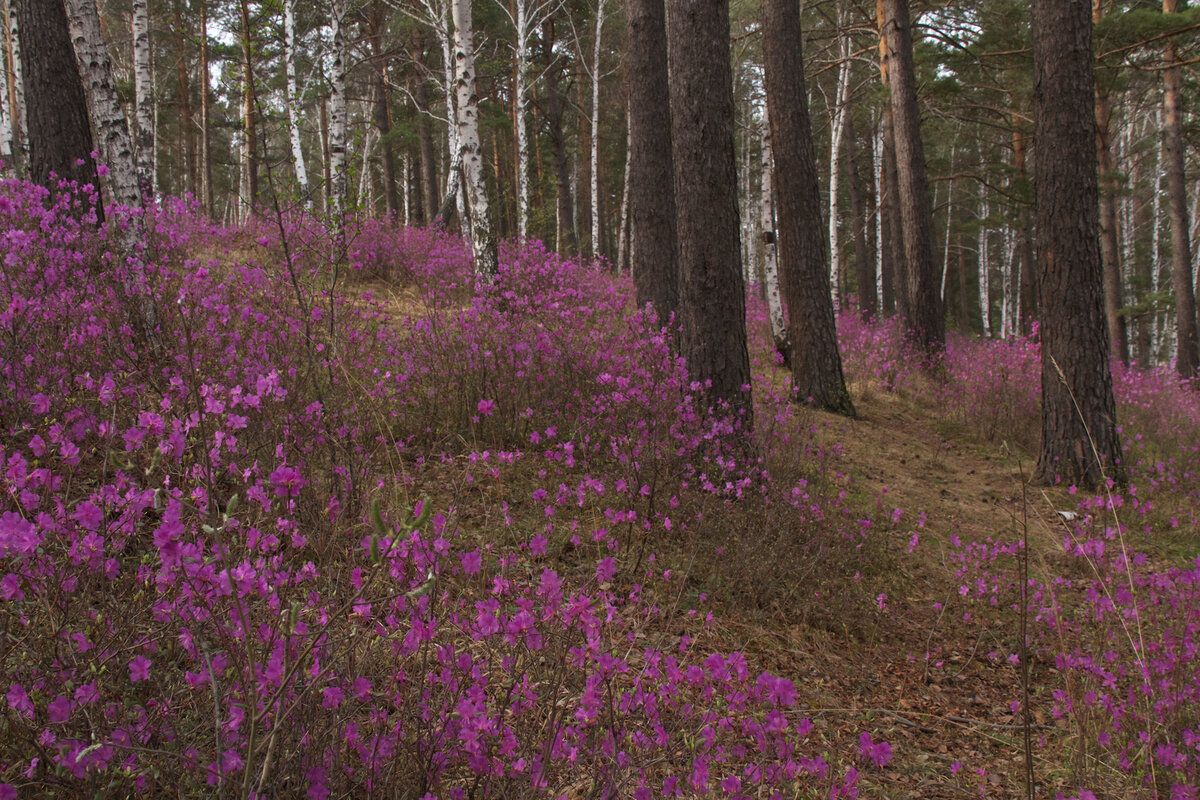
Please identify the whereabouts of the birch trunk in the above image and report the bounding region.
[0,14,11,166]
[514,0,531,238]
[827,29,850,310]
[284,0,310,204]
[239,0,257,218]
[132,0,153,194]
[939,144,955,303]
[590,0,605,260]
[759,121,789,365]
[616,113,631,274]
[453,0,498,281]
[329,0,348,219]
[979,198,990,337]
[1152,107,1164,360]
[6,0,23,170]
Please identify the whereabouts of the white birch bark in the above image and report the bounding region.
[285,0,311,205]
[1001,227,1016,337]
[589,0,605,260]
[827,28,851,309]
[617,111,631,274]
[760,122,788,358]
[357,126,377,210]
[452,0,498,281]
[874,118,884,305]
[1152,105,1164,359]
[978,198,990,337]
[939,144,955,302]
[0,19,11,165]
[132,0,153,193]
[6,1,22,162]
[330,0,349,219]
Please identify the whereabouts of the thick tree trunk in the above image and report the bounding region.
[131,0,153,194]
[1163,0,1198,381]
[453,0,498,282]
[329,0,348,219]
[16,0,98,211]
[1032,0,1121,488]
[625,0,676,325]
[285,0,310,205]
[762,0,853,416]
[667,0,753,426]
[846,114,875,319]
[542,17,576,255]
[880,0,943,354]
[759,121,789,366]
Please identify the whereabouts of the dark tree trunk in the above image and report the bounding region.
[874,12,903,319]
[956,234,970,329]
[846,113,875,320]
[370,1,399,219]
[667,0,753,427]
[198,0,213,216]
[16,0,101,218]
[625,0,677,327]
[1032,0,1121,489]
[410,30,439,227]
[1163,0,1198,380]
[761,0,853,416]
[881,0,943,354]
[1094,75,1128,363]
[542,18,576,255]
[175,10,195,198]
[1012,124,1037,335]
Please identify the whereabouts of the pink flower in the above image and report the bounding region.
[129,656,151,683]
[47,695,73,724]
[476,398,497,417]
[460,549,482,574]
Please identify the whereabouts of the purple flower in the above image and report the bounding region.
[476,398,497,417]
[460,549,482,575]
[47,695,73,724]
[0,512,40,557]
[269,465,308,498]
[859,732,893,768]
[596,557,617,584]
[129,656,151,683]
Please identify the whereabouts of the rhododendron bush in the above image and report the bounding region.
[0,178,888,798]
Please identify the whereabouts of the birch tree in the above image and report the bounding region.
[6,0,24,171]
[589,0,606,260]
[329,0,348,219]
[827,26,851,310]
[284,0,311,205]
[759,120,789,366]
[452,0,498,281]
[131,0,153,193]
[0,16,11,166]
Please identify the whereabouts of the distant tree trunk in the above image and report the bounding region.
[880,0,943,354]
[589,0,605,260]
[370,0,399,219]
[667,0,753,426]
[414,75,438,225]
[625,0,676,324]
[979,198,991,336]
[198,0,213,216]
[329,0,348,219]
[762,0,853,416]
[1163,0,1198,381]
[846,114,875,319]
[827,30,850,311]
[1013,124,1037,334]
[131,0,153,194]
[874,8,905,319]
[16,0,99,211]
[875,118,896,315]
[1092,18,1127,363]
[238,0,257,217]
[759,120,789,365]
[616,112,631,273]
[956,235,970,329]
[1032,0,1121,489]
[452,0,498,282]
[284,0,310,205]
[174,9,194,197]
[542,17,576,255]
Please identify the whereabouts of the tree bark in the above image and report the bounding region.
[762,0,853,416]
[827,30,850,311]
[667,0,753,426]
[625,0,677,325]
[16,0,99,212]
[759,120,789,366]
[453,0,498,281]
[1032,0,1121,488]
[284,0,311,205]
[846,114,875,319]
[329,0,348,218]
[542,17,576,255]
[131,0,153,194]
[1163,0,1198,380]
[1013,124,1037,334]
[880,0,943,354]
[5,1,24,172]
[1092,15,1127,363]
[370,0,400,219]
[589,0,605,260]
[198,0,213,216]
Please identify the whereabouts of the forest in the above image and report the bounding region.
[1,0,1199,797]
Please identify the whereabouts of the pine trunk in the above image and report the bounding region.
[370,1,399,219]
[667,0,753,426]
[198,0,213,216]
[1094,49,1128,363]
[762,0,853,416]
[625,0,676,325]
[846,114,875,319]
[1163,0,1199,380]
[1032,0,1121,488]
[880,0,943,354]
